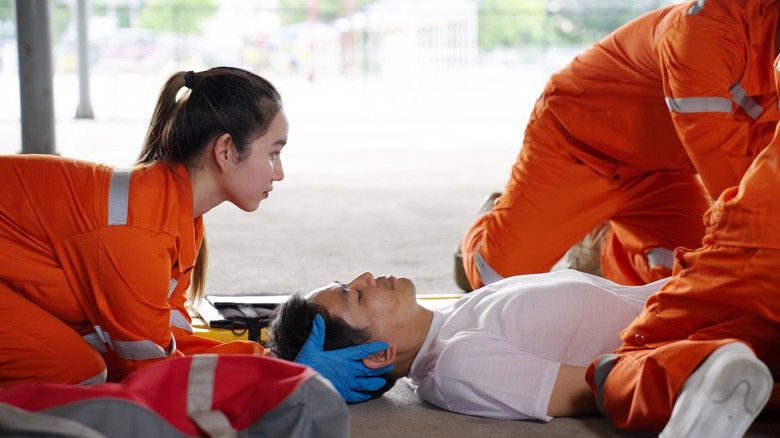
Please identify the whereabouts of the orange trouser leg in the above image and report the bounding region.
[587,243,780,431]
[588,339,734,431]
[0,283,106,387]
[461,109,710,289]
[589,89,780,431]
[600,172,711,285]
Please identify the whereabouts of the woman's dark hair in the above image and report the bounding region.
[267,291,399,400]
[137,66,282,166]
[137,67,283,302]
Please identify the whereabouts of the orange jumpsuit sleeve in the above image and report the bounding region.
[659,14,755,198]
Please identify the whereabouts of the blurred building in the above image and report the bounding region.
[271,0,478,79]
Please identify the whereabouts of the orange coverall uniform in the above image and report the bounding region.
[0,155,263,386]
[584,55,780,432]
[462,0,780,288]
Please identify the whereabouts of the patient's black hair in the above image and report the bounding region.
[266,291,398,400]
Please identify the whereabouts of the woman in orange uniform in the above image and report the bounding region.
[0,67,388,402]
[585,55,780,437]
[460,0,780,290]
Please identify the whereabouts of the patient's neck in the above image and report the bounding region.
[393,307,434,377]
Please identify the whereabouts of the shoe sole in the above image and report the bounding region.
[660,343,772,438]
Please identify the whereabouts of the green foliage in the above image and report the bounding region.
[548,0,669,44]
[278,0,377,25]
[139,0,218,35]
[478,0,673,49]
[0,0,12,22]
[478,0,547,50]
[50,0,72,38]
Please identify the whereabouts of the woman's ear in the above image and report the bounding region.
[212,133,233,171]
[362,345,396,369]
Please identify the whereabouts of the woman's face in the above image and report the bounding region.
[225,110,288,212]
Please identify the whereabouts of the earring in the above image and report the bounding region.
[224,163,227,168]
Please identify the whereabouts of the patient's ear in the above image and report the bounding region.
[362,346,396,369]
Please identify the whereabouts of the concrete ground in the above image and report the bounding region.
[2,67,778,436]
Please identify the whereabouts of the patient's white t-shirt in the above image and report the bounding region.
[405,269,665,422]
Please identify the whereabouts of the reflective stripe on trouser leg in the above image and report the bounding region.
[475,243,505,286]
[646,247,674,270]
[593,353,620,424]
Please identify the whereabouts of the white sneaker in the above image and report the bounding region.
[659,342,772,438]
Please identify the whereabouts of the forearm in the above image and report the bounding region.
[547,364,599,417]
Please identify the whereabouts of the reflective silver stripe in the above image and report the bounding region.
[87,325,176,360]
[171,309,194,333]
[665,96,732,114]
[647,247,675,270]
[187,355,236,437]
[686,0,706,15]
[107,168,132,226]
[93,325,115,350]
[78,368,107,386]
[114,339,170,360]
[730,82,764,120]
[168,278,179,298]
[474,243,504,286]
[0,403,107,438]
[593,353,620,422]
[82,332,108,353]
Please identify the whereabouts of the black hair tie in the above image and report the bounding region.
[184,71,195,89]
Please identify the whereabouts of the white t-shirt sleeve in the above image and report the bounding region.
[413,334,560,422]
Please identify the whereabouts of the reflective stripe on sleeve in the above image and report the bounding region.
[114,338,172,360]
[171,309,194,333]
[665,96,732,114]
[685,0,706,15]
[729,83,764,120]
[665,83,765,119]
[107,168,132,226]
[85,325,177,360]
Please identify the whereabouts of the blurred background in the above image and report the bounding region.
[0,0,680,295]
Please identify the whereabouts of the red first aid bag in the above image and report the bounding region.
[0,354,348,437]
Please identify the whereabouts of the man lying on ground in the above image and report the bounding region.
[267,269,664,421]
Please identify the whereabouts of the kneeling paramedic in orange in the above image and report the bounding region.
[585,56,780,438]
[0,67,389,403]
[460,0,780,289]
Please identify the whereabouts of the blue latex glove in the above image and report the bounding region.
[295,314,394,403]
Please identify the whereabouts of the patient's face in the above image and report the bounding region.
[308,272,424,344]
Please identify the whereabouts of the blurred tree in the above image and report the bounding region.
[139,0,218,35]
[0,0,12,22]
[279,0,377,25]
[50,0,72,39]
[549,0,669,44]
[478,0,547,50]
[478,0,674,49]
